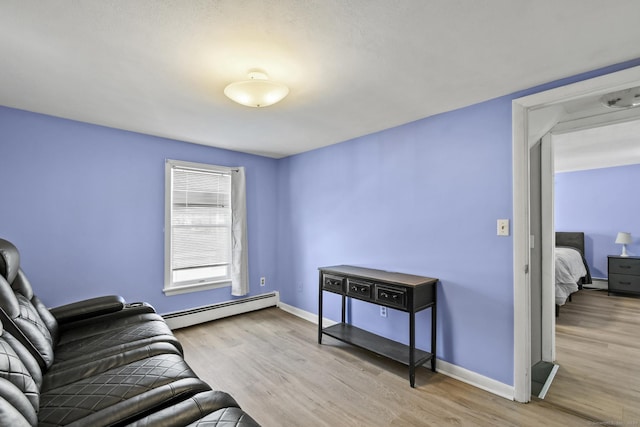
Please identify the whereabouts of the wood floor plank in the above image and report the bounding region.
[548,289,640,424]
[175,307,597,426]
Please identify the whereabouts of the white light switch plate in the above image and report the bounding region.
[497,219,509,236]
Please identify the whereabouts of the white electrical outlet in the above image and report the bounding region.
[380,306,387,317]
[260,277,266,286]
[497,219,509,236]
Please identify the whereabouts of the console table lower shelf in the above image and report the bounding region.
[322,323,434,368]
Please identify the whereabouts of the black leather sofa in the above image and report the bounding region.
[0,238,260,426]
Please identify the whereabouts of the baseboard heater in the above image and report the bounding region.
[163,291,279,330]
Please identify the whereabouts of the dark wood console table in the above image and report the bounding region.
[318,265,438,387]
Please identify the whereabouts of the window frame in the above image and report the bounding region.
[163,159,234,296]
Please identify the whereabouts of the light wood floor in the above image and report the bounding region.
[174,307,603,427]
[547,289,640,424]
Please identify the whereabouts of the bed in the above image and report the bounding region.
[555,232,592,315]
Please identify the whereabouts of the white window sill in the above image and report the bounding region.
[163,281,231,296]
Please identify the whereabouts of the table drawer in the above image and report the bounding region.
[347,279,372,300]
[375,285,406,309]
[323,274,345,293]
[608,258,640,276]
[608,273,640,293]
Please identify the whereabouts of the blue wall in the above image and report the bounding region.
[276,98,515,384]
[0,107,279,314]
[556,164,640,278]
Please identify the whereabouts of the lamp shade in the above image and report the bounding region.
[224,70,289,108]
[615,232,632,244]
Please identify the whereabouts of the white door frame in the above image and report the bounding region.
[512,65,640,403]
[540,133,556,363]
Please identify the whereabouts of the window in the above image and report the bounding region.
[164,160,233,295]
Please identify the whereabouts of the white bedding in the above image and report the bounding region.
[555,246,587,306]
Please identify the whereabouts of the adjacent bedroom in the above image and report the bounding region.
[544,119,640,421]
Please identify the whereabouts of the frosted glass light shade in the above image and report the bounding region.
[224,70,289,108]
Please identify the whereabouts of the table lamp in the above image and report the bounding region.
[615,232,632,257]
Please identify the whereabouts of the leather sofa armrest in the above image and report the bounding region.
[55,302,158,333]
[126,390,262,427]
[50,295,126,324]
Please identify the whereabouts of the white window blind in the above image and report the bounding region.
[165,160,233,293]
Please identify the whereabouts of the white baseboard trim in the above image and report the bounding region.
[436,359,514,400]
[585,278,607,290]
[277,301,337,328]
[277,302,514,401]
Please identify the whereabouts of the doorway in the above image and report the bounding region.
[512,64,640,403]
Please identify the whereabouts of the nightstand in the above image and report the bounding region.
[608,255,640,296]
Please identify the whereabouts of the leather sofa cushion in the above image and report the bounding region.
[0,339,39,411]
[187,406,261,427]
[53,319,181,365]
[42,342,182,391]
[0,378,37,427]
[39,377,211,427]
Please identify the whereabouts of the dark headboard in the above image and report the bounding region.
[556,231,591,285]
[556,231,585,255]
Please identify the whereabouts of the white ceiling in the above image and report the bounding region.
[1,1,640,158]
[546,86,640,172]
[554,119,640,173]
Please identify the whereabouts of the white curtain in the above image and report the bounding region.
[231,167,249,296]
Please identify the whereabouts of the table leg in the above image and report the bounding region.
[410,310,416,387]
[431,289,437,372]
[318,272,323,344]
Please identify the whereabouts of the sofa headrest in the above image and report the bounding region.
[0,239,19,285]
[0,275,20,318]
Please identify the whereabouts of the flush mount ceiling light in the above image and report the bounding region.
[600,86,640,109]
[224,69,289,108]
